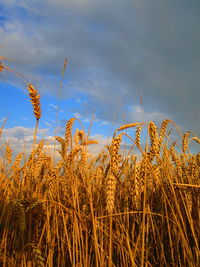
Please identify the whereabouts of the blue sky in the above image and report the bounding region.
[0,0,200,155]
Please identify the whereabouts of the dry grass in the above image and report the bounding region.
[0,57,200,267]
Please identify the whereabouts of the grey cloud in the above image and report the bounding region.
[1,0,200,134]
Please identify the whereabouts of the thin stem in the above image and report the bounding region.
[33,119,39,147]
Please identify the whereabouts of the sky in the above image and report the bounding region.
[0,0,200,156]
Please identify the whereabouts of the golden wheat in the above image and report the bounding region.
[182,131,190,153]
[14,152,23,167]
[159,119,171,144]
[36,140,45,155]
[191,136,200,144]
[79,147,87,177]
[170,146,182,176]
[66,146,81,166]
[118,122,142,131]
[33,154,47,179]
[110,134,122,172]
[27,83,41,120]
[74,129,81,146]
[32,246,44,267]
[74,129,85,146]
[134,163,141,210]
[0,118,6,140]
[106,172,117,214]
[81,139,98,146]
[65,117,76,146]
[196,152,200,166]
[135,125,142,147]
[5,143,12,164]
[0,61,3,71]
[54,136,66,158]
[148,121,160,160]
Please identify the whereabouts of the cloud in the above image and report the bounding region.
[88,133,143,157]
[87,134,109,156]
[0,117,7,122]
[0,126,70,163]
[127,105,169,125]
[0,0,200,135]
[1,127,49,155]
[0,126,111,161]
[3,126,48,139]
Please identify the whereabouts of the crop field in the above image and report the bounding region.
[0,62,200,266]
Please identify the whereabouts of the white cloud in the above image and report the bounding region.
[87,134,110,155]
[44,121,52,128]
[0,117,7,122]
[49,104,58,110]
[100,120,110,126]
[1,127,49,155]
[0,126,114,160]
[3,126,48,139]
[127,105,170,125]
[73,113,82,119]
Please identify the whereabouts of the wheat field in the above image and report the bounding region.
[0,62,200,266]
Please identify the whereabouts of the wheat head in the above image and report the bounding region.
[27,83,41,120]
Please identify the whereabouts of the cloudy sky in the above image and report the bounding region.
[0,0,200,155]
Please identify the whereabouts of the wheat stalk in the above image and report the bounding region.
[0,61,3,71]
[54,136,66,159]
[0,118,7,140]
[13,152,23,169]
[81,139,98,146]
[110,134,122,173]
[134,164,141,210]
[135,125,142,148]
[32,246,44,267]
[73,129,84,146]
[170,146,182,176]
[182,131,190,153]
[6,143,12,164]
[118,122,142,131]
[65,118,76,149]
[106,172,117,214]
[191,137,200,144]
[105,135,122,214]
[148,121,160,160]
[27,83,41,121]
[36,140,45,155]
[159,119,171,144]
[196,152,200,166]
[27,83,41,145]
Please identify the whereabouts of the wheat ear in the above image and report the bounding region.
[54,136,66,159]
[159,119,171,144]
[191,137,200,144]
[110,134,122,172]
[106,134,122,214]
[6,143,12,164]
[65,118,76,149]
[106,172,117,214]
[118,122,142,131]
[182,131,190,153]
[0,118,7,140]
[27,83,41,120]
[135,125,142,148]
[148,121,159,160]
[27,83,41,145]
